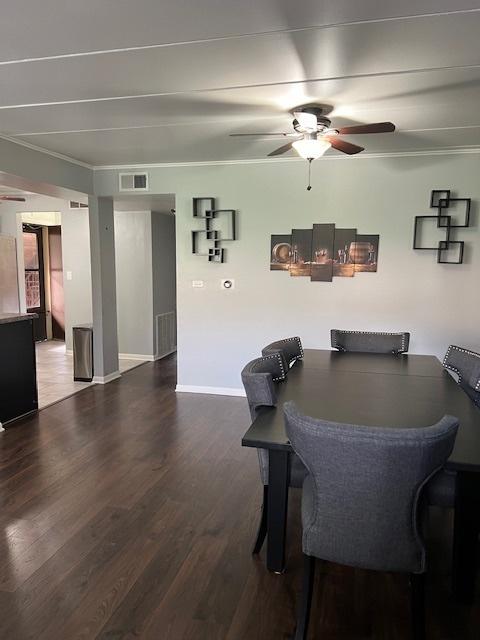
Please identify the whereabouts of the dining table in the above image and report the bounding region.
[241,349,480,603]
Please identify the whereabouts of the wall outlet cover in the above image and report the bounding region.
[221,279,235,290]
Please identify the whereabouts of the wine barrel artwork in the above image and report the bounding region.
[270,224,379,282]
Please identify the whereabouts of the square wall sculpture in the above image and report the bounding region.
[438,241,464,264]
[413,215,451,250]
[192,197,237,263]
[430,190,450,208]
[193,197,216,218]
[413,189,473,265]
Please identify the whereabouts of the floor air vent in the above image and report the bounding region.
[119,172,149,192]
[156,312,177,359]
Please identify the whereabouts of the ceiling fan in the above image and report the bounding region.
[0,195,26,204]
[230,104,395,189]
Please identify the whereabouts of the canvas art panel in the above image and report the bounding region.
[353,234,380,272]
[311,223,335,282]
[270,234,292,271]
[332,228,357,277]
[290,229,313,277]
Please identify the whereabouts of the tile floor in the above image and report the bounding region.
[36,341,144,408]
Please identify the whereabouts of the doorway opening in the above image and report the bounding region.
[22,220,65,342]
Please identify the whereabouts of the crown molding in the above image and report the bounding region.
[0,133,93,169]
[93,147,480,171]
[3,130,480,175]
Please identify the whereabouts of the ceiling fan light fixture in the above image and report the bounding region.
[292,138,331,160]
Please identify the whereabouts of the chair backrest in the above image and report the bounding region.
[331,329,410,354]
[443,345,480,394]
[262,336,304,368]
[241,354,286,420]
[284,401,458,573]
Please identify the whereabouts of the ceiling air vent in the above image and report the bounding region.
[119,172,149,192]
[69,200,88,209]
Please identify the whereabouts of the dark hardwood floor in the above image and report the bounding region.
[0,355,479,639]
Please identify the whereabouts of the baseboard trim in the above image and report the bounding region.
[154,348,177,361]
[118,353,152,361]
[175,384,246,397]
[67,350,175,363]
[93,371,121,384]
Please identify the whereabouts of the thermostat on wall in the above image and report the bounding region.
[221,279,235,290]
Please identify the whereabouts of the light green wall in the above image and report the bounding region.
[61,207,93,350]
[114,210,154,357]
[93,153,480,390]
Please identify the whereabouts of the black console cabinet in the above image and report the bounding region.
[0,314,38,427]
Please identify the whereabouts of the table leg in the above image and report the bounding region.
[452,471,480,603]
[266,449,290,573]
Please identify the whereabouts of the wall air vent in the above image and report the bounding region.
[119,172,149,192]
[69,200,88,209]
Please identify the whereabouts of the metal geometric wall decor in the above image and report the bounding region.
[413,190,472,264]
[270,223,380,282]
[191,197,237,263]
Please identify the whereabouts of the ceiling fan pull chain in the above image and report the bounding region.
[307,158,312,191]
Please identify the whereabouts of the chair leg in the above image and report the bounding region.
[252,485,269,554]
[294,555,316,640]
[409,573,426,640]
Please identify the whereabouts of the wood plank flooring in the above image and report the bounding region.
[0,355,479,639]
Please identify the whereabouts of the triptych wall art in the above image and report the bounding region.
[270,224,380,282]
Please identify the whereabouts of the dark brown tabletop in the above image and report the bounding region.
[242,350,480,472]
[300,349,446,377]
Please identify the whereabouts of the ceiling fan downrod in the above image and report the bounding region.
[307,158,312,191]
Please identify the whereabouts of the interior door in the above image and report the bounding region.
[48,226,65,340]
[23,225,47,341]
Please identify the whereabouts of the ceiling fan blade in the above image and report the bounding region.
[268,141,295,157]
[0,196,26,201]
[293,111,317,131]
[326,137,364,155]
[229,132,297,138]
[337,122,395,135]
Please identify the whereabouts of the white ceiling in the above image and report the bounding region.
[0,185,33,196]
[2,2,480,166]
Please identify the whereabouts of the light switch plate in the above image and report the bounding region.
[192,280,204,288]
[66,271,73,281]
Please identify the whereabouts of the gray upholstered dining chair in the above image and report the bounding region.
[262,336,304,369]
[443,344,480,408]
[331,329,410,354]
[284,401,458,640]
[241,354,307,554]
[427,345,480,509]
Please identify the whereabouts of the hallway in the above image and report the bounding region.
[35,341,143,408]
